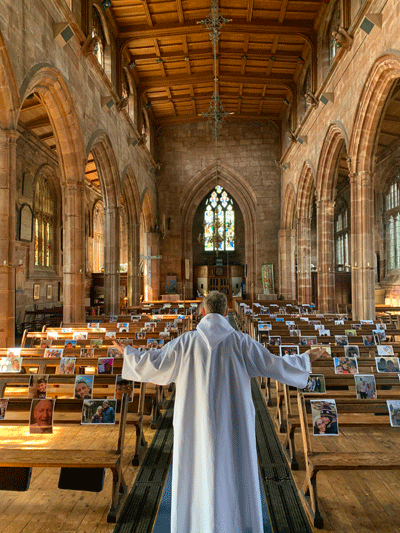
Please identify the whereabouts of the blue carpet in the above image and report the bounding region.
[152,464,273,533]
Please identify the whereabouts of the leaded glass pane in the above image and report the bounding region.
[204,205,214,251]
[226,205,235,250]
[203,186,235,251]
[46,221,51,267]
[210,190,218,208]
[35,218,39,266]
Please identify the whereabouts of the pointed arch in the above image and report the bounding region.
[0,30,19,129]
[122,166,141,225]
[282,183,297,230]
[316,122,349,201]
[297,162,315,218]
[141,188,156,233]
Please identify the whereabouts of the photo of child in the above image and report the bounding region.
[64,340,77,349]
[28,374,49,399]
[333,357,358,374]
[59,357,76,374]
[44,348,63,358]
[311,400,339,436]
[0,357,22,372]
[279,345,300,356]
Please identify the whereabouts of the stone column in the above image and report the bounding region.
[317,199,335,313]
[63,180,86,324]
[104,205,120,315]
[350,171,375,320]
[127,221,140,306]
[0,130,17,347]
[278,229,296,300]
[145,232,160,301]
[297,216,312,304]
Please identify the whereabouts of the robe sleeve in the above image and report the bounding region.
[121,337,181,385]
[242,335,311,388]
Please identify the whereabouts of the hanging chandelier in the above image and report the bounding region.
[197,0,232,254]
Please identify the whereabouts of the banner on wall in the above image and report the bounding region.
[261,263,274,294]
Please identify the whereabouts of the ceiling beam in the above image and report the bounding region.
[176,0,185,24]
[119,20,316,41]
[141,0,154,27]
[278,0,289,24]
[129,49,304,63]
[149,93,287,104]
[247,0,254,23]
[155,113,280,126]
[22,116,52,129]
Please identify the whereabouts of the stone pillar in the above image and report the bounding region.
[145,232,160,301]
[104,205,120,315]
[0,130,17,347]
[63,180,86,324]
[278,229,296,300]
[297,216,312,304]
[350,171,375,320]
[127,221,140,306]
[317,199,335,313]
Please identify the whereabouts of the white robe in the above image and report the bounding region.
[122,313,311,533]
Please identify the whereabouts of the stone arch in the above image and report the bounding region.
[19,64,86,323]
[297,162,315,218]
[316,122,349,201]
[0,30,19,129]
[141,188,156,233]
[180,162,257,296]
[282,183,297,230]
[122,166,141,225]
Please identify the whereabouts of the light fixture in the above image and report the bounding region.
[270,56,276,61]
[360,13,383,34]
[101,0,112,9]
[156,58,163,63]
[53,23,74,48]
[128,60,136,68]
[144,101,152,109]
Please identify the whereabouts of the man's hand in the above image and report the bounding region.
[307,347,329,363]
[112,340,125,356]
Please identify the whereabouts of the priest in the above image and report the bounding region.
[115,291,325,533]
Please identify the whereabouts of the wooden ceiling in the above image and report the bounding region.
[114,0,326,124]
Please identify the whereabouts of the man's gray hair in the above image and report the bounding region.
[203,291,227,315]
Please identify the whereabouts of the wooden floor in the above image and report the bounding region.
[267,387,400,533]
[0,415,162,533]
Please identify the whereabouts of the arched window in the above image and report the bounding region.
[335,205,349,271]
[204,186,235,251]
[328,2,341,64]
[93,201,104,273]
[92,7,105,69]
[34,175,54,267]
[385,180,400,270]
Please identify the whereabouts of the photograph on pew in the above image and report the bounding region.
[299,374,326,394]
[40,339,52,349]
[61,328,72,333]
[363,335,376,347]
[105,331,116,339]
[335,335,349,346]
[44,348,63,358]
[311,400,339,436]
[29,398,55,434]
[279,345,300,356]
[290,329,301,337]
[0,398,9,419]
[98,358,114,374]
[375,357,400,373]
[64,340,77,349]
[115,375,133,401]
[313,345,332,357]
[147,339,164,349]
[373,328,386,342]
[81,399,116,424]
[107,347,122,358]
[81,348,95,357]
[74,375,94,399]
[344,345,360,358]
[73,331,88,340]
[60,357,76,374]
[333,356,358,374]
[319,329,330,336]
[135,332,146,340]
[345,329,356,336]
[0,356,22,372]
[268,335,281,346]
[90,339,103,348]
[300,336,317,346]
[28,374,49,398]
[351,323,362,330]
[354,375,377,399]
[47,331,58,340]
[377,345,394,356]
[387,400,400,427]
[360,319,374,325]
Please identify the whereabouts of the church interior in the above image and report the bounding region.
[2,0,400,531]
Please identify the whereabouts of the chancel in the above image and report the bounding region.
[2,0,400,532]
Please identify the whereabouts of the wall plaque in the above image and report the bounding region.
[19,205,33,242]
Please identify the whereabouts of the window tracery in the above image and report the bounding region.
[204,186,235,252]
[34,175,54,268]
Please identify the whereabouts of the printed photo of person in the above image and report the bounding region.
[300,336,317,346]
[311,400,339,436]
[289,329,301,337]
[363,335,375,347]
[135,332,146,340]
[107,347,121,358]
[360,320,374,325]
[157,339,165,348]
[268,336,281,346]
[372,329,386,342]
[28,374,49,399]
[334,320,344,326]
[387,400,400,427]
[40,339,52,349]
[375,356,400,373]
[81,399,116,424]
[90,339,103,348]
[299,374,326,394]
[333,357,358,374]
[335,335,349,346]
[0,357,22,373]
[44,348,63,358]
[279,345,300,356]
[319,329,330,336]
[344,345,360,358]
[109,316,118,323]
[0,398,8,420]
[351,323,362,330]
[74,375,94,399]
[61,328,72,333]
[59,357,76,374]
[147,339,159,349]
[73,331,88,341]
[258,323,271,331]
[46,331,58,340]
[29,398,55,434]
[7,348,21,358]
[64,340,77,349]
[354,375,377,399]
[377,345,394,356]
[105,331,117,339]
[98,358,114,374]
[115,375,134,401]
[80,348,95,358]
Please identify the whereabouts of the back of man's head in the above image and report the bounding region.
[203,291,227,316]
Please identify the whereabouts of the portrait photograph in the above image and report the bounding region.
[81,399,117,425]
[74,375,94,400]
[345,329,356,337]
[29,398,55,434]
[64,340,77,349]
[313,345,332,357]
[375,356,400,373]
[344,345,360,358]
[7,348,21,358]
[268,335,281,346]
[0,357,22,373]
[279,345,300,356]
[354,375,377,399]
[360,319,374,325]
[147,339,159,349]
[98,357,114,374]
[311,399,339,436]
[90,339,103,348]
[377,345,394,356]
[44,348,63,358]
[119,326,129,333]
[115,375,134,401]
[289,329,300,337]
[387,400,400,427]
[117,322,129,329]
[285,321,295,327]
[40,339,52,349]
[0,398,9,420]
[258,323,271,331]
[105,331,117,339]
[299,374,326,394]
[73,331,88,340]
[28,374,49,399]
[334,319,344,326]
[333,357,358,374]
[107,347,121,358]
[61,328,72,333]
[300,336,317,346]
[363,335,375,347]
[109,316,118,322]
[59,357,76,375]
[351,323,362,330]
[373,329,386,342]
[318,329,330,336]
[335,335,349,346]
[135,332,146,340]
[80,348,95,358]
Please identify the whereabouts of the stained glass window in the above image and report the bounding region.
[34,176,54,267]
[385,181,400,271]
[203,186,235,251]
[93,202,105,273]
[335,205,349,271]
